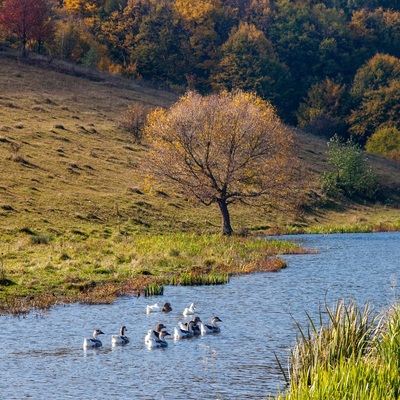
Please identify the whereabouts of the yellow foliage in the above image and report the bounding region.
[144,90,304,211]
[173,0,222,25]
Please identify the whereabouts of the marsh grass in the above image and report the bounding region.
[270,220,400,236]
[275,301,400,399]
[0,232,308,314]
[144,283,164,296]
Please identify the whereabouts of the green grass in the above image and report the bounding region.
[270,219,400,235]
[275,301,400,400]
[0,230,307,314]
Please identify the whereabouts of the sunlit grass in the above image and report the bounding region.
[275,301,400,400]
[270,220,400,235]
[0,230,308,314]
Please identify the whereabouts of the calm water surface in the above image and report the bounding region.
[1,232,399,399]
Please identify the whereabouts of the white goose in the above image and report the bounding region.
[111,325,129,345]
[174,320,195,340]
[183,303,196,316]
[201,316,222,334]
[144,323,167,344]
[83,329,104,348]
[146,303,160,314]
[146,330,170,348]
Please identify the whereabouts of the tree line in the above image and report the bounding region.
[0,0,399,160]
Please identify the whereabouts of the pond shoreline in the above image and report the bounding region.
[0,233,313,315]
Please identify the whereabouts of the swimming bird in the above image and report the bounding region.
[146,330,171,348]
[146,303,160,314]
[83,329,104,348]
[183,303,196,316]
[200,316,222,334]
[144,323,167,344]
[111,325,129,346]
[174,320,195,340]
[162,302,173,312]
[179,316,202,335]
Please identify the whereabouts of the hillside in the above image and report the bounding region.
[0,52,399,239]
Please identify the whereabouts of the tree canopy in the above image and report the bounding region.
[1,0,399,159]
[144,90,303,235]
[0,0,53,55]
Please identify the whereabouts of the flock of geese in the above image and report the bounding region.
[83,302,222,349]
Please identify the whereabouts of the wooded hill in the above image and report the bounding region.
[0,0,400,162]
[0,52,399,237]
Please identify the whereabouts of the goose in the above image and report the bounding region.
[144,323,167,344]
[179,316,202,335]
[201,316,222,334]
[111,325,129,345]
[146,303,160,314]
[83,329,104,348]
[146,330,171,348]
[183,303,196,316]
[174,320,195,340]
[162,302,173,312]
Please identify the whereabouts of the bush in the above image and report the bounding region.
[117,103,153,143]
[366,126,400,162]
[320,135,378,199]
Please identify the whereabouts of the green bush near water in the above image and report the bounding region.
[275,301,400,399]
[321,135,378,199]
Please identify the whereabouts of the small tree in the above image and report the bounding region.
[0,0,53,56]
[144,90,303,235]
[118,102,153,143]
[321,135,378,199]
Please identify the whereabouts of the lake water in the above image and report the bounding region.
[1,232,399,399]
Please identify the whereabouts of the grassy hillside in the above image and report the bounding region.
[0,51,399,239]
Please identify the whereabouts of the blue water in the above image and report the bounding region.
[0,232,399,399]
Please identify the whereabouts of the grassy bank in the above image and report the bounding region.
[275,300,400,399]
[0,230,311,314]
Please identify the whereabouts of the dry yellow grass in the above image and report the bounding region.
[0,50,399,238]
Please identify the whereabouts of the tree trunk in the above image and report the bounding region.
[217,200,233,236]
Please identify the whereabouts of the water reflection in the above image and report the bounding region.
[0,232,399,399]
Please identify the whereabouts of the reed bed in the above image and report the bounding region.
[275,300,400,399]
[144,283,164,296]
[168,271,230,286]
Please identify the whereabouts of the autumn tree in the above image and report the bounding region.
[144,90,303,235]
[0,0,53,56]
[212,22,291,117]
[173,0,230,90]
[348,81,400,142]
[350,53,400,104]
[296,78,349,138]
[348,54,400,141]
[366,127,400,162]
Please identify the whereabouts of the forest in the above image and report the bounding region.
[0,0,399,161]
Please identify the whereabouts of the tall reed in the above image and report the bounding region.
[276,301,400,399]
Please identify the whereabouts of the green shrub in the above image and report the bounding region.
[320,135,378,199]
